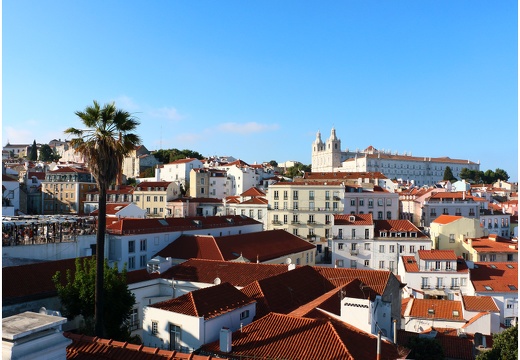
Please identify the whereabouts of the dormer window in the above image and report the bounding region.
[452,310,459,317]
[349,215,355,222]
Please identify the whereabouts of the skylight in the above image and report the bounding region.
[490,264,497,269]
[506,264,514,269]
[484,285,493,291]
[508,285,517,290]
[452,310,459,317]
[158,219,168,226]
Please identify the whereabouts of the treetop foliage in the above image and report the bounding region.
[459,167,509,184]
[152,148,204,164]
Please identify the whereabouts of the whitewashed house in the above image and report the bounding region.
[398,249,471,301]
[142,282,256,352]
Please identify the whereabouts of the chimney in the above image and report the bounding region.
[219,327,232,353]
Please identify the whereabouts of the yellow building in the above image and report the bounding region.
[461,234,518,263]
[429,215,486,256]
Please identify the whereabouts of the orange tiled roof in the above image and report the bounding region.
[467,236,518,253]
[160,259,289,287]
[201,312,402,360]
[462,296,499,312]
[300,171,388,180]
[155,230,315,263]
[150,282,255,320]
[64,332,225,359]
[418,249,458,260]
[471,262,518,293]
[431,215,463,225]
[334,213,373,225]
[313,266,393,295]
[106,215,260,235]
[134,181,172,190]
[240,266,336,318]
[240,187,266,197]
[240,197,268,205]
[408,299,464,321]
[375,220,428,237]
[401,256,420,273]
[90,203,134,216]
[166,157,200,165]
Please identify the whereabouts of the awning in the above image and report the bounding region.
[423,289,445,296]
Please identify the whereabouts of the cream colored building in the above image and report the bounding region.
[461,234,517,263]
[133,181,178,217]
[429,215,486,256]
[266,181,345,242]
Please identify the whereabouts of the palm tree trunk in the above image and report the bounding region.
[95,185,107,337]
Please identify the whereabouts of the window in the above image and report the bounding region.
[154,196,158,202]
[274,202,279,210]
[386,211,392,220]
[350,199,356,206]
[338,243,344,250]
[378,199,383,206]
[309,191,314,200]
[274,190,279,199]
[283,202,288,210]
[379,245,385,253]
[293,202,299,210]
[436,277,443,288]
[283,191,288,200]
[293,190,299,200]
[449,234,455,243]
[377,211,383,220]
[506,301,514,309]
[128,256,135,270]
[365,229,370,239]
[409,245,415,253]
[292,229,298,236]
[152,321,158,335]
[489,254,496,261]
[461,278,467,286]
[309,202,315,211]
[451,278,459,288]
[146,196,151,202]
[379,260,385,269]
[128,240,135,253]
[325,191,330,200]
[292,214,299,223]
[420,245,426,250]
[389,245,395,253]
[325,215,330,224]
[446,261,452,270]
[283,215,288,224]
[359,199,364,206]
[364,260,370,267]
[129,308,139,330]
[507,254,514,261]
[435,261,441,270]
[399,245,405,253]
[350,260,357,268]
[389,261,395,271]
[351,229,356,238]
[351,243,357,250]
[368,199,374,208]
[258,210,263,219]
[505,318,514,327]
[240,310,250,320]
[140,239,147,251]
[249,209,254,218]
[386,198,392,206]
[508,284,517,290]
[140,254,147,267]
[364,243,370,250]
[325,202,330,210]
[333,202,338,211]
[421,277,428,288]
[169,324,181,351]
[479,255,487,262]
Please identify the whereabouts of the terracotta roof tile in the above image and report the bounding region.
[155,230,314,263]
[150,282,255,320]
[334,213,373,225]
[160,259,289,287]
[467,236,518,253]
[64,332,224,359]
[240,187,266,197]
[408,299,464,321]
[300,171,388,180]
[240,266,335,318]
[471,262,518,293]
[201,312,402,360]
[431,215,463,225]
[166,158,200,165]
[106,215,260,235]
[314,267,393,295]
[418,249,458,260]
[375,220,428,237]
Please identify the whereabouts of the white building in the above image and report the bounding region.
[311,127,480,186]
[106,215,263,271]
[142,282,256,352]
[343,185,400,220]
[156,158,204,184]
[398,249,471,301]
[331,215,431,274]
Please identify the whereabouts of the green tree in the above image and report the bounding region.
[406,336,444,360]
[269,160,278,167]
[285,163,311,178]
[53,257,135,341]
[494,168,510,181]
[443,166,457,182]
[476,325,517,360]
[28,140,38,161]
[65,100,141,337]
[39,144,59,161]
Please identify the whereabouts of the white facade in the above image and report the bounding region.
[158,158,203,183]
[142,295,256,351]
[340,295,393,339]
[343,187,399,220]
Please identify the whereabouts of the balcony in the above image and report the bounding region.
[421,285,430,289]
[350,249,359,255]
[450,285,460,290]
[291,221,300,225]
[271,220,282,225]
[307,221,317,226]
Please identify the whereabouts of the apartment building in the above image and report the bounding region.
[421,191,484,228]
[331,215,431,273]
[41,166,96,215]
[343,185,400,220]
[429,215,486,255]
[266,181,345,242]
[133,181,177,217]
[461,234,517,263]
[121,145,159,180]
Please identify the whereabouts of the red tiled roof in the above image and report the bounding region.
[462,296,500,312]
[86,185,135,195]
[170,197,223,204]
[166,158,200,165]
[314,267,393,296]
[64,332,225,359]
[401,256,420,272]
[160,259,289,287]
[150,282,255,320]
[90,203,134,216]
[240,266,336,318]
[418,249,458,260]
[201,312,402,360]
[334,213,373,225]
[240,197,268,205]
[271,180,345,186]
[240,187,266,197]
[467,236,518,253]
[408,299,464,321]
[155,230,315,263]
[375,220,428,237]
[471,262,518,293]
[106,215,261,235]
[49,166,90,174]
[431,215,463,225]
[134,181,172,190]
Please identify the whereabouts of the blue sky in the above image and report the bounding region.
[3,1,518,180]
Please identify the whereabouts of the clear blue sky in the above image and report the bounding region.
[3,1,518,180]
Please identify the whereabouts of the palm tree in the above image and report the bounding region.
[65,100,141,337]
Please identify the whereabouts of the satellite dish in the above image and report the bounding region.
[214,277,221,285]
[39,307,47,314]
[285,258,292,265]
